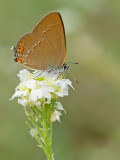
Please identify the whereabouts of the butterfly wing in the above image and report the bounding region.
[32,12,66,67]
[15,12,66,70]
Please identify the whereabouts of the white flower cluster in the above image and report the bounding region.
[10,69,73,121]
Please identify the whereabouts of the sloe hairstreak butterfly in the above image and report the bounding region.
[11,12,68,72]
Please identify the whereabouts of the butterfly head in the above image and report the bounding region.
[62,63,69,71]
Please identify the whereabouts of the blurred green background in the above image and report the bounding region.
[1,0,120,160]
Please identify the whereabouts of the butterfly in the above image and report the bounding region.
[11,12,68,72]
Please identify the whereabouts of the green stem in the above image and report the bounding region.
[29,115,45,138]
[28,115,51,160]
[50,122,52,145]
[32,109,43,126]
[47,100,56,120]
[26,100,55,160]
[43,111,52,160]
[34,106,44,118]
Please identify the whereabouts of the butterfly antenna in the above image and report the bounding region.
[67,62,78,64]
[66,70,69,79]
[68,68,79,85]
[66,62,79,84]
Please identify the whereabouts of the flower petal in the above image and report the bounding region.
[55,102,64,111]
[17,69,33,81]
[29,89,43,101]
[18,98,28,107]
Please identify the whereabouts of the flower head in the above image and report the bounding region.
[10,69,73,114]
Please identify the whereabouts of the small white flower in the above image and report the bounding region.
[50,109,62,122]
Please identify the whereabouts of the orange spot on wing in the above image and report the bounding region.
[18,43,25,52]
[18,46,24,52]
[17,57,22,63]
